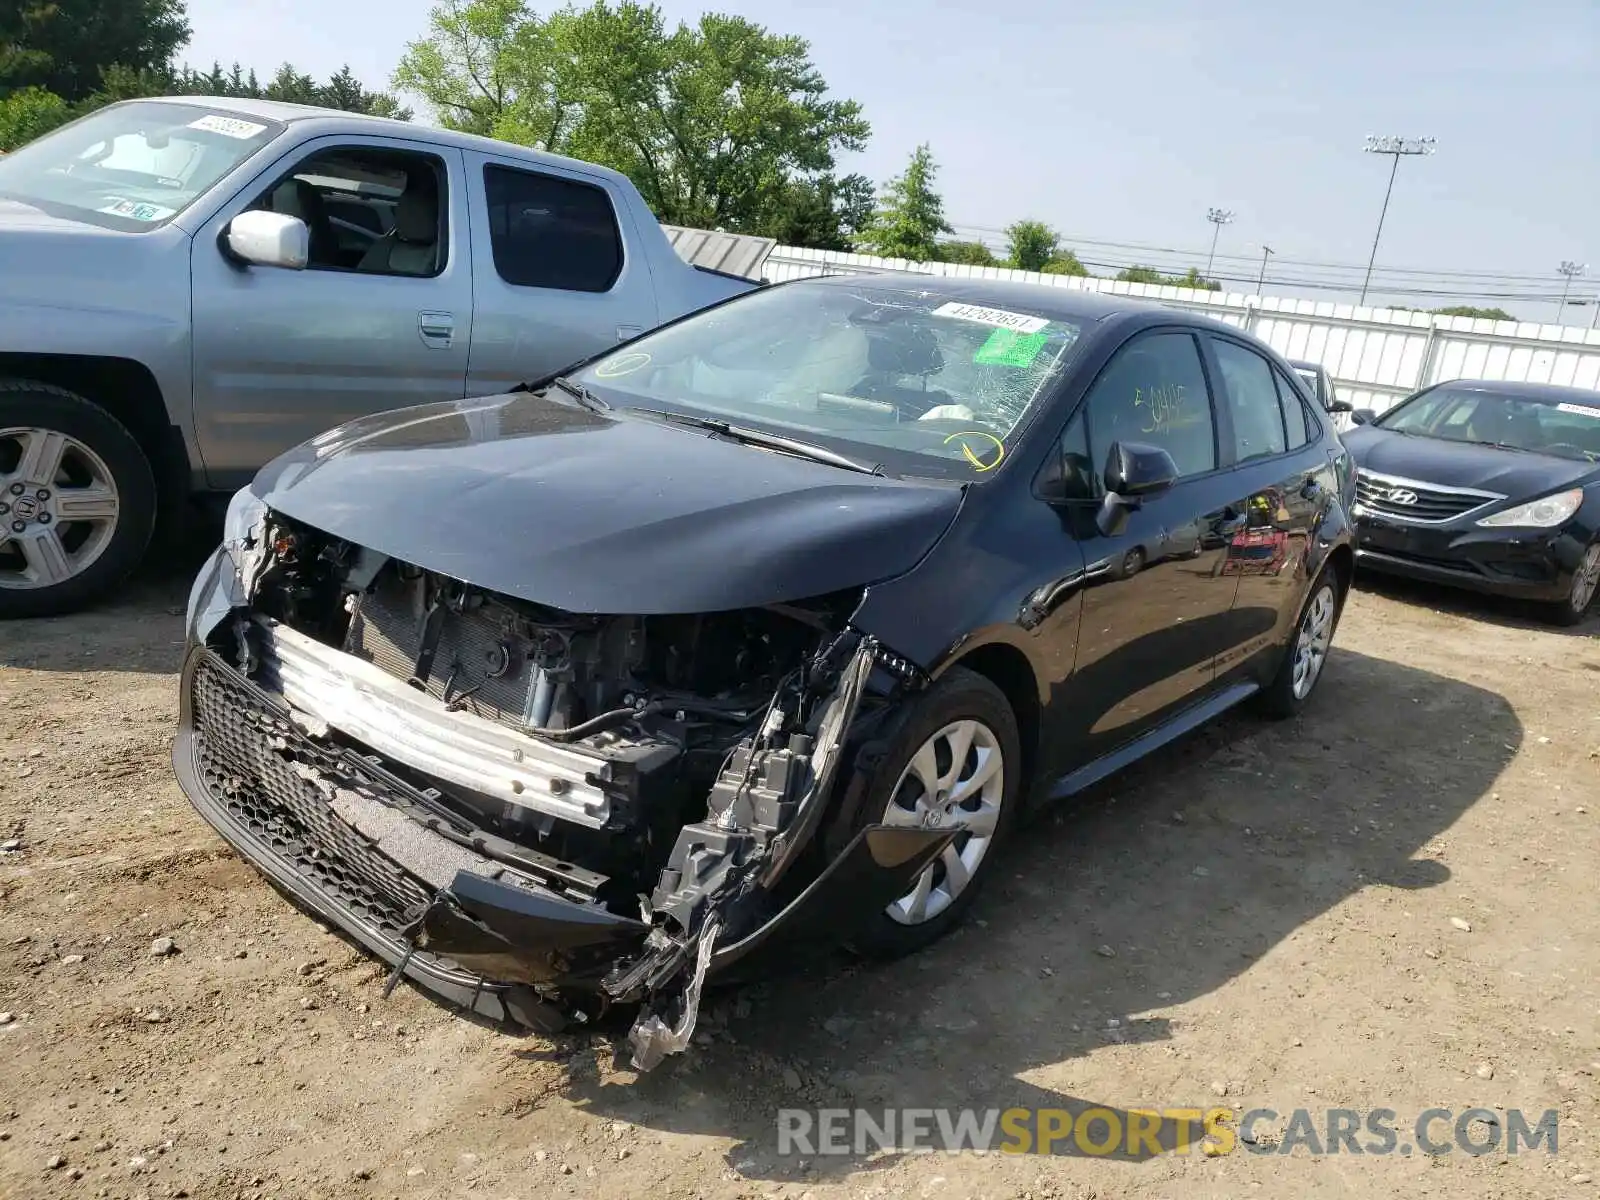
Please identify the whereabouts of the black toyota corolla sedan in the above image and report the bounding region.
[175,274,1355,1068]
[1342,379,1600,624]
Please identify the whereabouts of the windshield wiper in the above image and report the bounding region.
[634,409,885,476]
[549,376,609,414]
[1462,439,1534,454]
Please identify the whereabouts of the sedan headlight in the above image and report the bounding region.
[223,485,268,548]
[1476,488,1584,529]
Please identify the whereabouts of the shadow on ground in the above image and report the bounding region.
[0,518,219,673]
[547,645,1518,1178]
[1354,567,1596,635]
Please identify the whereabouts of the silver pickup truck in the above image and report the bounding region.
[0,96,759,617]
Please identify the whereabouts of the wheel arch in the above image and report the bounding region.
[0,353,191,523]
[943,641,1042,796]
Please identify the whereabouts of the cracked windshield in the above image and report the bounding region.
[573,283,1084,478]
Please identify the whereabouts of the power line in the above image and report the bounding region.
[946,223,1569,284]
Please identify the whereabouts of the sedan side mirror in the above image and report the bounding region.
[222,210,309,270]
[1349,407,1378,426]
[1097,441,1178,537]
[1328,399,1354,414]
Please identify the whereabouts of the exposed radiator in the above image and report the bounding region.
[342,574,562,732]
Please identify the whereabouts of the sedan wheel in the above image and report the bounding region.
[0,427,123,592]
[880,718,1006,926]
[1291,582,1337,700]
[1570,544,1600,617]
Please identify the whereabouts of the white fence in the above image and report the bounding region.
[761,246,1600,415]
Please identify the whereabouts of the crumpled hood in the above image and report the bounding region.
[252,391,964,614]
[1344,426,1600,496]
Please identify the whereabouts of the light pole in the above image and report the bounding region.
[1256,244,1275,293]
[1358,135,1436,305]
[1557,261,1587,322]
[1205,208,1234,278]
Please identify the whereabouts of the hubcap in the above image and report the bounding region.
[1571,545,1600,615]
[0,427,121,592]
[880,719,1005,925]
[1291,583,1337,700]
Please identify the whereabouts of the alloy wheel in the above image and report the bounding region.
[1572,544,1600,617]
[879,718,1005,926]
[0,427,122,592]
[1292,583,1337,700]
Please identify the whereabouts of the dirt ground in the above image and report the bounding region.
[1,540,1597,1200]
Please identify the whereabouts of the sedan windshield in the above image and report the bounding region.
[571,282,1085,479]
[1377,385,1600,462]
[0,102,283,230]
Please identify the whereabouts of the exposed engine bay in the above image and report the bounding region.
[187,510,943,1070]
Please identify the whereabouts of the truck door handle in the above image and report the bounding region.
[418,311,455,348]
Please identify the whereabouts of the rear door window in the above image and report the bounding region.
[483,165,623,293]
[1213,339,1287,462]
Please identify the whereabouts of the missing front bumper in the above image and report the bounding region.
[172,646,952,1044]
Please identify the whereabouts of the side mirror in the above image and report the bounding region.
[1328,399,1354,414]
[222,210,308,270]
[1349,407,1378,426]
[1096,441,1178,537]
[1104,441,1178,497]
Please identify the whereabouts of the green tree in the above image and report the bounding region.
[760,172,874,250]
[1004,219,1058,272]
[937,239,999,266]
[1042,250,1090,277]
[1114,264,1218,291]
[0,85,69,150]
[0,0,190,103]
[1430,305,1517,321]
[855,143,952,262]
[394,1,867,234]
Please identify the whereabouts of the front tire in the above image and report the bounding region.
[0,383,157,619]
[1545,542,1599,627]
[847,666,1022,960]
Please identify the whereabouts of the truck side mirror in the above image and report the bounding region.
[222,210,309,270]
[1350,408,1378,426]
[1328,399,1354,414]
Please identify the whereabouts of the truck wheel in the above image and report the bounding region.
[0,382,157,618]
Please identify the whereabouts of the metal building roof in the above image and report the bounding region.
[662,225,776,281]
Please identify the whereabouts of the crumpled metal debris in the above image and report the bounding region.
[626,916,721,1072]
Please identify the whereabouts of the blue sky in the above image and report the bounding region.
[185,0,1599,318]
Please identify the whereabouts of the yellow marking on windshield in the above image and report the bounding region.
[594,351,652,378]
[943,430,1005,473]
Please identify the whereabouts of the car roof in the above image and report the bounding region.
[1440,378,1600,403]
[124,95,642,191]
[798,270,1237,329]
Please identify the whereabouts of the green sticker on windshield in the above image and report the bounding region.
[973,328,1048,367]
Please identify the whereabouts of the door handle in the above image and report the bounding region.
[616,324,643,341]
[418,311,455,348]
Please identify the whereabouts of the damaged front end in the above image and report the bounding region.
[175,501,951,1069]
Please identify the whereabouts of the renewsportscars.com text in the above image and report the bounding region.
[777,1106,1559,1159]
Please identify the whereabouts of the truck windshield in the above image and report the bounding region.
[572,282,1085,480]
[0,102,283,231]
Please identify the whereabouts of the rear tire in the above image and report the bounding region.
[1256,562,1345,720]
[0,382,157,619]
[846,666,1022,961]
[1544,542,1599,627]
